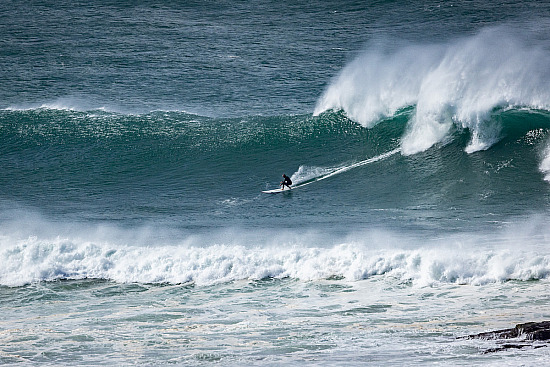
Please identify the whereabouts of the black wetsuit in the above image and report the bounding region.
[282,175,292,187]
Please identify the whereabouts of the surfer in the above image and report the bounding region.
[280,174,292,190]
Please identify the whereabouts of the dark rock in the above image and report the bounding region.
[483,343,547,354]
[460,321,550,353]
[464,321,550,341]
[531,329,550,341]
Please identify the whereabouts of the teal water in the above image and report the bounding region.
[2,0,550,365]
[1,107,550,232]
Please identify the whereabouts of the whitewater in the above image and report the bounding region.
[315,26,550,161]
[3,0,550,365]
[3,223,550,287]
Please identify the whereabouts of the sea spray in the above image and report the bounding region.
[2,230,550,287]
[289,148,401,187]
[315,26,550,155]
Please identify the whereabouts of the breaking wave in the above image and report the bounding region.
[315,26,550,156]
[1,222,550,287]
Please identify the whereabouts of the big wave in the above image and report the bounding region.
[314,26,550,157]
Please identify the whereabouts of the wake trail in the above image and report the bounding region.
[292,147,401,189]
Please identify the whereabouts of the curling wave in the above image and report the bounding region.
[315,26,550,156]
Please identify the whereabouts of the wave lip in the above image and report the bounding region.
[2,236,549,287]
[315,26,550,155]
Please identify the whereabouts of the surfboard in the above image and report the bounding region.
[262,148,402,194]
[262,186,292,194]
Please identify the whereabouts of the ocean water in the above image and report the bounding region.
[2,0,550,365]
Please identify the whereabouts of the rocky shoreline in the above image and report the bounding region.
[461,321,550,353]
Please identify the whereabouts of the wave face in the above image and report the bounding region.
[3,14,550,289]
[2,106,550,230]
[2,105,550,287]
[315,27,550,155]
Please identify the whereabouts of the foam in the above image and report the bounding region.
[539,143,550,181]
[315,25,550,155]
[1,228,549,288]
[290,148,401,187]
[2,206,549,288]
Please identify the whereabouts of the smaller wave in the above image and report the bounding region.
[3,98,203,117]
[4,98,113,113]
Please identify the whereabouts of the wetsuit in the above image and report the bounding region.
[281,175,292,188]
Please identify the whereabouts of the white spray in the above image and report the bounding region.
[315,26,550,156]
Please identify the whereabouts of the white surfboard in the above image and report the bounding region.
[261,148,401,195]
[262,185,293,194]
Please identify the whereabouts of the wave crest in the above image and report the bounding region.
[2,235,549,287]
[315,26,550,155]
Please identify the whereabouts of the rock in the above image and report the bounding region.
[483,343,547,354]
[461,321,550,353]
[465,321,550,340]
